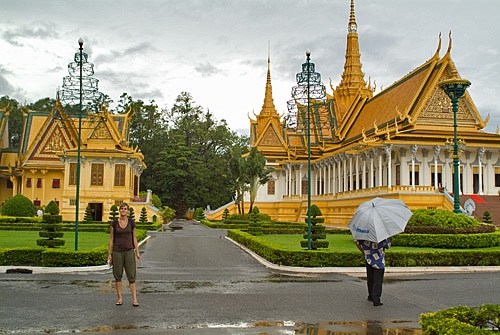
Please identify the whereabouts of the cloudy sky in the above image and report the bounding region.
[1,0,499,134]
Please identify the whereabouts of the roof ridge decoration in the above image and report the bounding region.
[252,47,288,151]
[23,101,77,163]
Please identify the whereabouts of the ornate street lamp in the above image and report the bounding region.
[74,38,83,250]
[287,50,326,249]
[439,70,471,213]
[59,38,102,250]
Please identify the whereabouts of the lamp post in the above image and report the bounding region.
[287,50,326,250]
[439,72,471,213]
[305,50,312,250]
[75,37,83,250]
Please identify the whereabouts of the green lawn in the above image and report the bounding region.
[0,231,109,250]
[261,234,500,252]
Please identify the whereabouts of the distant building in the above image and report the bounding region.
[208,0,500,225]
[0,41,153,222]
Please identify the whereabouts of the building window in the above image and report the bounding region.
[26,178,32,188]
[70,198,77,206]
[408,164,420,186]
[6,179,13,189]
[91,163,104,186]
[69,163,77,185]
[301,180,308,195]
[267,180,275,195]
[34,200,41,207]
[114,164,126,186]
[37,178,42,188]
[495,167,500,187]
[52,179,61,188]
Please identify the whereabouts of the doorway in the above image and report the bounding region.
[88,203,103,221]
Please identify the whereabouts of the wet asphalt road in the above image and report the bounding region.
[0,219,499,334]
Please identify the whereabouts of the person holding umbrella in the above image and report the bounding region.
[355,238,390,306]
[348,197,413,306]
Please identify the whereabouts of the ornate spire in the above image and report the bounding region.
[259,46,279,118]
[335,0,373,111]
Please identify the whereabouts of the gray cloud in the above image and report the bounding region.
[194,62,223,77]
[2,22,59,46]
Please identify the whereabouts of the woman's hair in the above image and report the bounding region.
[119,202,130,210]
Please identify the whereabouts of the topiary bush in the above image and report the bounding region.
[109,205,118,223]
[222,208,230,220]
[407,209,480,229]
[301,204,329,250]
[1,194,36,217]
[45,200,60,215]
[482,211,492,224]
[139,207,148,223]
[84,205,94,222]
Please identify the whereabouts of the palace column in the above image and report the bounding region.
[478,147,485,195]
[411,144,418,189]
[327,159,331,194]
[349,155,353,191]
[355,154,360,190]
[298,163,303,196]
[368,151,374,188]
[434,146,441,189]
[385,145,393,188]
[362,153,367,189]
[377,149,383,187]
[343,155,348,192]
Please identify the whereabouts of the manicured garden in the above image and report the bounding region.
[202,207,500,267]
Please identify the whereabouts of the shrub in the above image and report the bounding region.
[193,207,205,221]
[420,304,500,334]
[109,205,118,223]
[1,194,36,217]
[84,206,94,222]
[128,207,135,220]
[302,204,328,250]
[408,209,480,229]
[159,206,175,223]
[139,207,148,223]
[222,208,229,220]
[482,211,492,224]
[45,200,60,215]
[37,222,65,248]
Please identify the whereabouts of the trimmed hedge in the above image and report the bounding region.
[392,230,500,249]
[420,305,500,334]
[227,229,500,267]
[0,222,162,232]
[0,229,148,267]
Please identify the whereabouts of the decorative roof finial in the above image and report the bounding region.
[348,0,357,32]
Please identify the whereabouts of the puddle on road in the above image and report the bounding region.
[295,320,422,334]
[81,320,422,334]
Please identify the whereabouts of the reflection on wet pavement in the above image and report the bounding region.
[295,320,422,334]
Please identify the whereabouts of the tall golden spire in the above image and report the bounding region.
[334,0,373,113]
[254,46,281,142]
[259,46,279,118]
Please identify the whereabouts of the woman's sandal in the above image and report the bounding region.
[116,300,122,306]
[132,302,139,307]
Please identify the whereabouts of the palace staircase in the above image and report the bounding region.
[461,194,500,227]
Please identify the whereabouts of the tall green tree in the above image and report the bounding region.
[116,93,168,192]
[228,146,249,214]
[150,92,247,217]
[0,96,22,148]
[245,147,274,213]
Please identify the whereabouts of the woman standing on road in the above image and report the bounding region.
[108,202,141,307]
